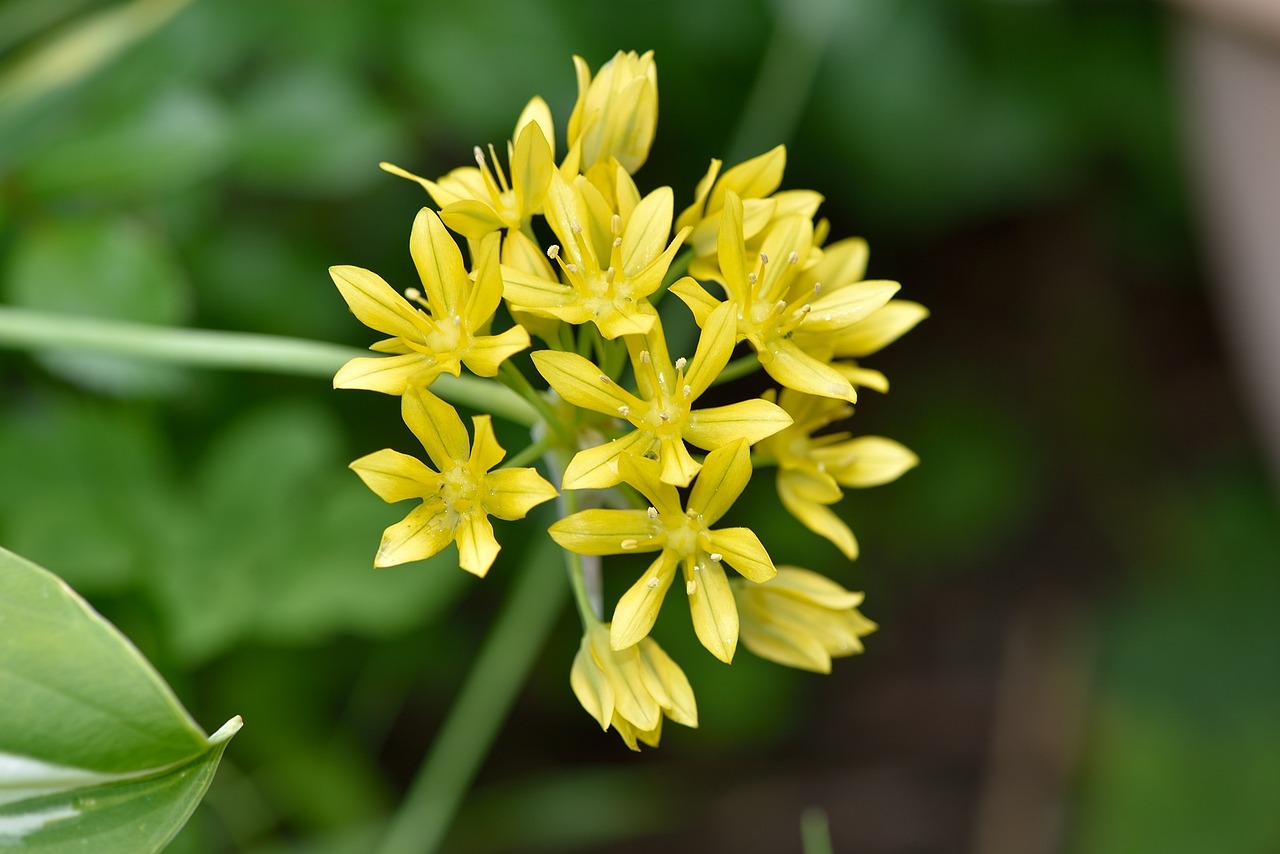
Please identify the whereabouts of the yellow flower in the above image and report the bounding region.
[755,388,918,559]
[532,303,792,489]
[380,97,556,240]
[501,169,690,339]
[570,621,697,750]
[566,50,658,176]
[671,191,900,403]
[349,387,557,575]
[674,145,823,281]
[331,210,531,395]
[733,567,877,673]
[549,441,776,662]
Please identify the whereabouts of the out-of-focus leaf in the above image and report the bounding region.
[0,546,239,852]
[233,66,404,194]
[0,399,175,594]
[2,213,193,396]
[15,88,232,199]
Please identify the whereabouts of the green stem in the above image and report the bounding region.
[375,531,568,854]
[712,352,762,386]
[497,361,570,441]
[502,433,554,470]
[558,488,600,623]
[0,307,538,426]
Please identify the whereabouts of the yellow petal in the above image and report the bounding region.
[796,237,868,294]
[375,503,453,567]
[764,566,866,610]
[611,551,678,650]
[462,327,531,377]
[616,454,683,518]
[837,363,889,393]
[707,527,776,583]
[668,278,721,328]
[455,512,500,576]
[686,559,738,663]
[738,596,832,673]
[682,301,738,399]
[483,468,558,519]
[828,299,929,358]
[637,639,697,727]
[467,415,505,473]
[674,157,721,234]
[532,350,640,415]
[349,448,438,503]
[409,207,469,318]
[659,435,701,488]
[500,266,575,313]
[549,509,660,555]
[687,440,751,525]
[761,340,856,402]
[334,354,438,396]
[511,117,554,220]
[823,436,918,488]
[562,430,649,490]
[570,633,614,729]
[717,191,750,299]
[329,265,428,341]
[801,281,900,334]
[592,633,661,732]
[709,145,785,212]
[439,200,505,240]
[777,474,858,560]
[684,399,793,451]
[401,388,469,471]
[621,186,673,277]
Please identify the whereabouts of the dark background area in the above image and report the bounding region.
[2,1,1278,851]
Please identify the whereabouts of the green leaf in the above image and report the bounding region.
[0,545,240,851]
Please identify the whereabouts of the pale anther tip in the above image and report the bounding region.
[686,580,697,594]
[788,251,799,265]
[621,538,639,551]
[709,552,722,562]
[547,244,560,259]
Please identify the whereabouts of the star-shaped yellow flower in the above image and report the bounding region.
[674,145,823,281]
[755,388,918,559]
[671,191,900,403]
[380,98,555,240]
[549,440,776,662]
[502,169,690,339]
[571,622,697,750]
[733,567,877,673]
[531,303,792,489]
[565,50,658,176]
[331,210,531,395]
[349,387,557,575]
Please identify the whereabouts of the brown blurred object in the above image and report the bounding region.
[1174,1,1280,482]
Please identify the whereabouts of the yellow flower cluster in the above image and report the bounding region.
[332,51,924,749]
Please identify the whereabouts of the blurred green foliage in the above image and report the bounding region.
[2,0,1278,851]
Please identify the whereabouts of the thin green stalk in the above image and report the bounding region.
[559,490,599,624]
[0,307,538,425]
[800,807,834,854]
[376,531,568,854]
[711,352,763,386]
[502,433,555,470]
[497,360,570,441]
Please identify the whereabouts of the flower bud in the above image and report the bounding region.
[566,50,658,175]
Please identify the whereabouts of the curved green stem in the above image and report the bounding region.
[375,531,567,854]
[0,306,538,425]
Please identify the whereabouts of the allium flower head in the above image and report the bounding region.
[571,622,696,750]
[331,210,530,395]
[550,440,776,662]
[349,388,557,575]
[756,388,918,559]
[734,567,877,673]
[566,50,658,176]
[532,302,792,489]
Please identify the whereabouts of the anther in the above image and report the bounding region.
[473,146,486,166]
[612,237,622,247]
[682,384,692,398]
[759,252,769,266]
[621,539,638,551]
[404,287,422,300]
[646,577,660,589]
[639,350,651,364]
[599,375,612,385]
[748,272,758,285]
[611,214,622,235]
[813,282,822,295]
[659,412,670,422]
[570,219,583,234]
[566,263,579,273]
[686,580,697,595]
[674,357,687,372]
[547,245,560,259]
[618,405,631,417]
[647,506,658,519]
[788,251,799,265]
[709,552,722,562]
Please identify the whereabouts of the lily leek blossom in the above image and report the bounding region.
[549,441,776,662]
[671,191,900,403]
[733,567,877,673]
[502,169,690,339]
[331,211,530,395]
[380,97,556,240]
[349,388,557,576]
[571,621,697,750]
[755,388,918,559]
[566,50,657,176]
[532,302,792,489]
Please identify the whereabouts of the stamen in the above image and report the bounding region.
[682,384,692,398]
[611,214,622,235]
[747,272,758,285]
[813,282,822,295]
[759,252,769,266]
[473,146,485,167]
[547,245,560,259]
[612,236,623,247]
[599,375,612,385]
[604,266,616,283]
[709,552,722,562]
[659,412,670,422]
[404,287,422,301]
[618,405,631,417]
[686,580,697,595]
[621,539,639,551]
[646,577,660,589]
[788,251,800,265]
[570,219,583,234]
[647,506,658,519]
[566,263,579,273]
[674,357,687,372]
[639,350,651,364]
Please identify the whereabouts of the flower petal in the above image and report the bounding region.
[349,448,439,503]
[777,473,858,559]
[762,566,866,611]
[532,350,640,415]
[686,559,738,663]
[329,265,428,341]
[562,430,648,490]
[761,340,856,402]
[462,326,531,377]
[511,118,554,220]
[682,301,737,399]
[375,503,453,567]
[592,634,660,732]
[688,440,752,525]
[707,527,776,583]
[570,632,614,729]
[611,551,678,650]
[637,639,697,727]
[549,509,660,555]
[801,280,900,334]
[484,467,558,519]
[684,399,793,451]
[439,200,505,240]
[334,354,438,396]
[708,145,785,212]
[822,436,918,488]
[410,207,469,318]
[455,512,500,576]
[827,300,929,359]
[621,186,673,276]
[717,191,750,300]
[401,388,469,471]
[467,415,505,473]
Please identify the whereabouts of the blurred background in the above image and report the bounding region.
[2,0,1278,851]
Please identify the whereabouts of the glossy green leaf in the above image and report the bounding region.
[0,546,240,851]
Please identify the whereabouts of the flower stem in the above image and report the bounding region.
[558,488,601,623]
[375,531,567,854]
[0,307,539,425]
